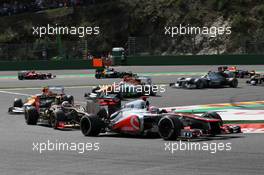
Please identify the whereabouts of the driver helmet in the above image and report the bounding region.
[61,101,72,109]
[149,106,159,114]
[42,87,49,95]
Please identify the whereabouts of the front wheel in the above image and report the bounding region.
[51,110,66,129]
[80,115,104,136]
[25,107,39,125]
[158,116,183,140]
[18,75,24,80]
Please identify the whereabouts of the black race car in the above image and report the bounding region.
[170,71,238,89]
[18,71,55,80]
[246,74,264,86]
[27,93,123,129]
[95,67,136,79]
[24,95,76,129]
[8,86,71,114]
[218,66,256,78]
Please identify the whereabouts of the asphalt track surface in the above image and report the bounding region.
[1,65,264,175]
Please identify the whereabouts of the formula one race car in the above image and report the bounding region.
[218,66,256,78]
[170,71,238,89]
[8,86,73,114]
[25,93,123,129]
[84,92,122,116]
[80,99,241,140]
[24,100,79,129]
[246,74,264,86]
[18,70,56,80]
[90,76,157,98]
[95,67,136,79]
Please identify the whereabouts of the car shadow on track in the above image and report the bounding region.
[95,133,245,141]
[37,123,80,131]
[182,134,245,142]
[97,133,161,140]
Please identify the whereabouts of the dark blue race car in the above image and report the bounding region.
[170,71,238,89]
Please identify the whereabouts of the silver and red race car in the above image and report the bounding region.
[18,71,56,80]
[80,99,241,140]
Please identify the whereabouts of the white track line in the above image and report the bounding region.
[0,84,168,91]
[0,90,30,96]
[0,90,86,104]
[0,85,97,91]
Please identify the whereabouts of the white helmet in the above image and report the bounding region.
[62,101,71,108]
[149,106,159,114]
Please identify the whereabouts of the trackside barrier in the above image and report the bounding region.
[0,55,263,70]
[125,55,264,66]
[0,60,92,71]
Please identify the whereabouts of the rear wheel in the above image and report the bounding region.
[80,115,104,136]
[196,80,205,89]
[158,116,182,140]
[95,73,101,79]
[39,74,46,80]
[202,112,223,125]
[230,79,238,88]
[25,107,39,125]
[97,108,108,119]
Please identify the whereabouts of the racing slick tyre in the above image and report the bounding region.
[158,116,183,140]
[196,80,205,89]
[230,79,238,88]
[63,95,74,105]
[39,74,46,80]
[97,108,108,119]
[18,75,24,80]
[51,110,66,129]
[47,73,52,79]
[95,74,101,79]
[25,107,39,125]
[13,98,23,108]
[80,115,104,136]
[202,112,223,126]
[169,83,175,87]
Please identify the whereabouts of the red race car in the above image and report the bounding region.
[18,71,55,80]
[80,99,241,140]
